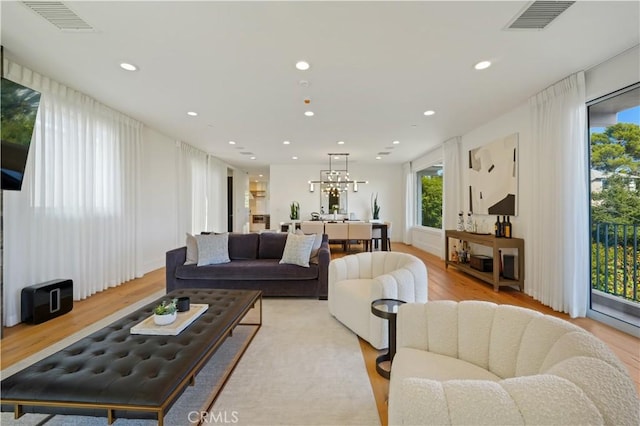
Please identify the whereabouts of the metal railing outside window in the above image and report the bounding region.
[592,222,639,303]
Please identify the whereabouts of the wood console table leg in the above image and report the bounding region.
[13,404,23,419]
[493,245,500,291]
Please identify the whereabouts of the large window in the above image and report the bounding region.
[587,83,639,330]
[417,164,443,228]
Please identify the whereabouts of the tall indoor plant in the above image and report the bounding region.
[290,201,300,220]
[371,193,380,221]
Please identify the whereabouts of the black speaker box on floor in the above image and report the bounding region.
[21,279,73,324]
[503,255,517,280]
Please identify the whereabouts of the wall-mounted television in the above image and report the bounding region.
[1,77,41,191]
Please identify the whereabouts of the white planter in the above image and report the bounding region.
[154,312,177,326]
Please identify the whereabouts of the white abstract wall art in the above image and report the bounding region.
[468,133,518,216]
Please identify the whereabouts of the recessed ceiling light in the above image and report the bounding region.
[375,156,382,160]
[423,110,435,116]
[259,174,263,177]
[304,111,314,117]
[187,111,198,117]
[474,61,491,70]
[337,141,345,145]
[296,61,310,71]
[283,140,290,145]
[392,140,400,145]
[228,141,236,145]
[292,156,298,160]
[119,62,137,71]
[250,156,256,160]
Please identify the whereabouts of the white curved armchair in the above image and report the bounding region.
[388,301,639,425]
[328,252,428,349]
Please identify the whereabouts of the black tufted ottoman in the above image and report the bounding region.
[1,288,262,425]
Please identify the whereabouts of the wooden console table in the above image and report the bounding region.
[445,230,524,291]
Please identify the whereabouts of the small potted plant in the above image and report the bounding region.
[153,298,178,326]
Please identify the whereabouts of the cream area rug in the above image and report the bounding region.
[1,297,380,426]
[211,298,380,425]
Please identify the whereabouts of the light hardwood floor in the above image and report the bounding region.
[2,243,638,426]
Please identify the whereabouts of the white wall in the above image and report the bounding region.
[140,127,179,272]
[585,45,639,102]
[459,104,531,242]
[269,163,404,236]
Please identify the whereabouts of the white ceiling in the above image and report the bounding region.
[2,1,639,181]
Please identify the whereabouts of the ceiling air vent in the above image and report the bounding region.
[506,1,575,30]
[21,1,94,31]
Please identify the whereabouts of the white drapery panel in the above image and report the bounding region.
[207,155,228,233]
[3,61,142,326]
[402,162,414,244]
[177,142,208,236]
[176,142,228,241]
[528,72,588,317]
[443,136,462,231]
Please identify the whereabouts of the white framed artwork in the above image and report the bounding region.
[468,133,518,216]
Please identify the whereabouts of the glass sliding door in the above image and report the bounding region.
[587,83,640,334]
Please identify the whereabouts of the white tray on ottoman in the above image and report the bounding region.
[131,303,208,336]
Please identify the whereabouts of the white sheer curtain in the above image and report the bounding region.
[3,61,142,326]
[176,142,228,241]
[206,155,229,233]
[443,136,462,230]
[402,161,414,244]
[528,72,588,317]
[176,142,208,236]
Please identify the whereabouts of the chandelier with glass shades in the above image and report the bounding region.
[308,153,368,193]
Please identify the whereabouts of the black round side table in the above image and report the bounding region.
[370,298,405,379]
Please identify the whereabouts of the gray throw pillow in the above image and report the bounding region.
[195,233,231,266]
[185,233,198,265]
[280,233,317,268]
[296,229,322,264]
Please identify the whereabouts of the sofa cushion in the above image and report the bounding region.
[296,229,323,264]
[195,233,231,266]
[258,232,288,259]
[392,347,502,383]
[185,233,198,265]
[280,233,317,267]
[228,233,259,260]
[175,259,319,281]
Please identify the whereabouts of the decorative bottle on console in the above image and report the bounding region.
[504,216,512,238]
[457,211,464,231]
[466,212,473,232]
[494,216,502,237]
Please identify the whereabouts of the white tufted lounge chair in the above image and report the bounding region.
[388,300,640,425]
[328,251,428,349]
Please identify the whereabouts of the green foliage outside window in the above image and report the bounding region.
[590,122,639,227]
[421,173,443,229]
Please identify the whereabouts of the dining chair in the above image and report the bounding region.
[300,221,325,235]
[348,222,373,252]
[324,222,349,251]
